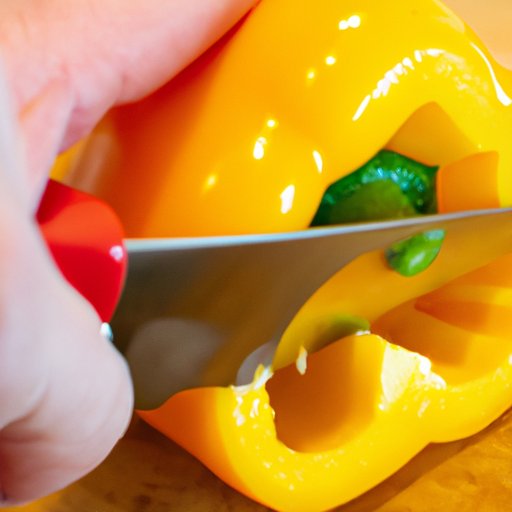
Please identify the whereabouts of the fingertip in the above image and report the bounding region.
[0,278,134,505]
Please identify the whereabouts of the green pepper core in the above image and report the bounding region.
[310,150,439,226]
[310,150,445,277]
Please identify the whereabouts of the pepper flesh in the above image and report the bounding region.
[66,0,512,236]
[61,0,512,509]
[141,253,512,512]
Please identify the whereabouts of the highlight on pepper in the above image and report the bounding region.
[55,0,512,510]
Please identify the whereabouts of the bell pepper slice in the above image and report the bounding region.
[140,252,512,511]
[63,0,512,237]
[140,335,444,512]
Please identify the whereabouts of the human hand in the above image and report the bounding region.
[0,0,256,506]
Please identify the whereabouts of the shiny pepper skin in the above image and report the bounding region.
[66,0,512,236]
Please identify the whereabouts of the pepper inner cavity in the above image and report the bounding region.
[266,334,381,453]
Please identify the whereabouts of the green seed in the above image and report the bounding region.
[385,229,446,277]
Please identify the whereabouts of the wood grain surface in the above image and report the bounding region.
[7,408,512,512]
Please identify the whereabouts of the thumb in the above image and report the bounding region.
[0,66,133,506]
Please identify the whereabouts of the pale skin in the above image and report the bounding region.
[0,0,509,508]
[0,0,257,506]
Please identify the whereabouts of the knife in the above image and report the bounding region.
[111,208,512,409]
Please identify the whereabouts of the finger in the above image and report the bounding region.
[0,223,133,504]
[18,78,74,206]
[0,61,29,211]
[0,218,134,505]
[0,70,133,505]
[0,0,259,193]
[61,0,260,136]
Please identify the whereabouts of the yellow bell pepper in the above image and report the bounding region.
[62,0,512,510]
[140,254,512,511]
[67,0,512,236]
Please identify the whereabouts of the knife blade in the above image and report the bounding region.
[111,208,512,409]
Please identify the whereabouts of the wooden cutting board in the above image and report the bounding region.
[8,409,512,512]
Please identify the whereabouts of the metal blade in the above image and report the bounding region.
[112,208,512,409]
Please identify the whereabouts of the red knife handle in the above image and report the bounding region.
[37,179,127,322]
